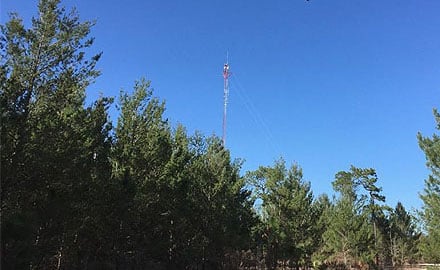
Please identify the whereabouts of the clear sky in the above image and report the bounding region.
[2,0,439,210]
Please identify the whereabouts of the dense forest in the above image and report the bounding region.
[1,0,439,269]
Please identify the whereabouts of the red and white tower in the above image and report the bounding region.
[222,58,231,146]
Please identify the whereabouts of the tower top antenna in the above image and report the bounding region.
[222,53,231,146]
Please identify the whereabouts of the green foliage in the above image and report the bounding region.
[388,202,420,265]
[418,109,440,263]
[1,0,110,268]
[2,0,433,269]
[322,166,386,268]
[247,159,321,269]
[1,1,256,268]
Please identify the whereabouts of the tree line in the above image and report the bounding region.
[1,0,439,269]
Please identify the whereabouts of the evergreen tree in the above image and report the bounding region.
[311,194,332,266]
[112,78,172,266]
[183,134,255,268]
[389,202,420,265]
[417,109,440,262]
[111,82,255,268]
[322,166,385,268]
[1,0,112,268]
[2,1,256,268]
[247,159,318,269]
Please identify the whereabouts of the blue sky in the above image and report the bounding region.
[2,0,439,210]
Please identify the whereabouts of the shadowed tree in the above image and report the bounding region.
[0,0,113,268]
[111,78,172,266]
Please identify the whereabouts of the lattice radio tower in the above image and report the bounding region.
[222,54,231,146]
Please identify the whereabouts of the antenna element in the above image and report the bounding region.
[222,55,231,146]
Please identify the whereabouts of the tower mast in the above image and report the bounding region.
[222,55,231,146]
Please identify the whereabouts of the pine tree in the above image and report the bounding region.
[1,0,110,268]
[322,166,385,268]
[247,159,318,269]
[112,78,172,266]
[183,134,255,268]
[389,202,420,265]
[417,109,440,262]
